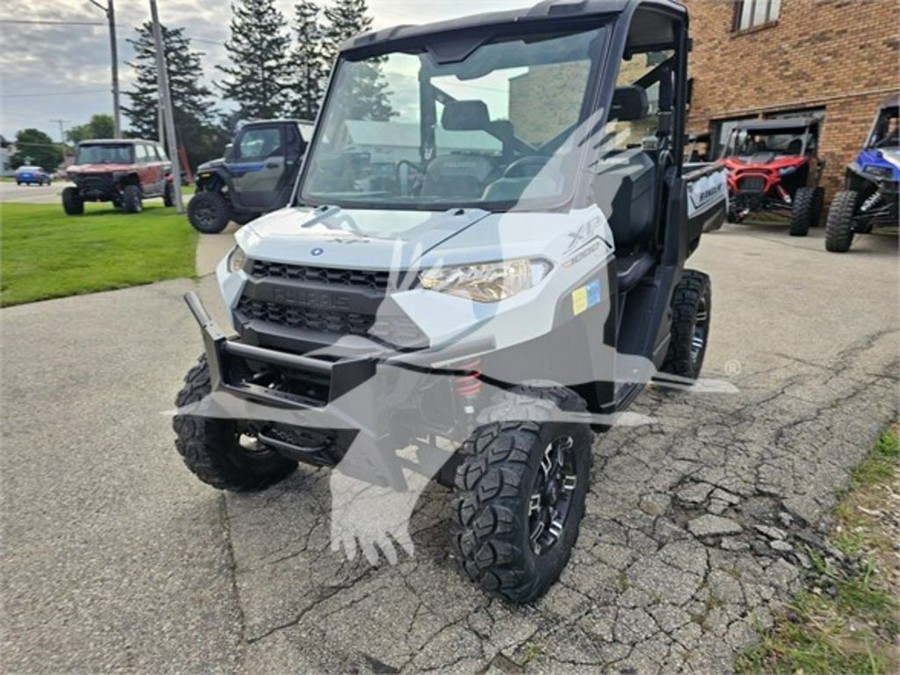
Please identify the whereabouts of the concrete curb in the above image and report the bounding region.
[195,222,239,277]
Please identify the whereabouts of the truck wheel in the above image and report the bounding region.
[62,187,84,215]
[810,186,824,227]
[660,269,711,381]
[188,191,232,234]
[163,181,175,207]
[824,190,858,253]
[452,386,593,603]
[122,184,143,213]
[789,186,816,236]
[173,356,297,491]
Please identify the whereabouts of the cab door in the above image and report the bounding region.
[228,125,288,210]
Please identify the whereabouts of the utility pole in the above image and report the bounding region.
[150,0,184,213]
[50,118,71,161]
[88,0,122,138]
[50,118,70,144]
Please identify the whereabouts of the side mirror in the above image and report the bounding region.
[224,143,235,161]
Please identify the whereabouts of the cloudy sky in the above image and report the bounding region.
[0,0,531,142]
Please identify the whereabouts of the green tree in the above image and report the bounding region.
[218,0,293,124]
[123,23,228,170]
[289,0,327,121]
[66,114,115,144]
[322,0,395,122]
[10,129,63,171]
[322,0,371,65]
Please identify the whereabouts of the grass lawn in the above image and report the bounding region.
[0,202,197,307]
[738,425,899,674]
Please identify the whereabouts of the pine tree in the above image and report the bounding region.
[123,23,227,169]
[217,0,293,124]
[322,0,396,122]
[289,1,327,121]
[322,0,372,67]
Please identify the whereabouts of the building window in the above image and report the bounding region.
[733,0,781,32]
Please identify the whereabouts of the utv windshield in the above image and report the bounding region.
[76,143,135,164]
[300,24,609,211]
[868,107,899,149]
[723,127,813,158]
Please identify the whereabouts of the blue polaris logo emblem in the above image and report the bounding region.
[311,248,324,257]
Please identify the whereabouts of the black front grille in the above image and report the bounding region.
[251,261,392,291]
[237,262,428,348]
[79,175,114,195]
[238,297,374,335]
[738,175,767,193]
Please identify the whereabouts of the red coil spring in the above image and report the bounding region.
[454,359,482,399]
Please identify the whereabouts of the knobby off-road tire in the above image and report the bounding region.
[660,269,711,381]
[173,356,297,491]
[811,186,825,227]
[62,187,84,215]
[452,386,593,603]
[163,181,175,207]
[188,191,232,234]
[789,186,818,236]
[824,189,858,253]
[122,184,143,213]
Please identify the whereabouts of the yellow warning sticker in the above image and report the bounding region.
[572,286,589,315]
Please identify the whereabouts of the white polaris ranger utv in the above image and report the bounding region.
[174,0,726,603]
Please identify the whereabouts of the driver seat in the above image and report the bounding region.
[421,101,502,199]
[596,86,657,254]
[421,155,496,199]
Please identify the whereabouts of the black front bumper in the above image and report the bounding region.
[75,175,118,201]
[184,291,493,486]
[185,291,380,412]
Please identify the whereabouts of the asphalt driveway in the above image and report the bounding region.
[1,223,897,673]
[0,182,72,205]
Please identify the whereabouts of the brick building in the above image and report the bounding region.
[684,0,899,200]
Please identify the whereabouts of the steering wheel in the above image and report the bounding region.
[503,156,550,179]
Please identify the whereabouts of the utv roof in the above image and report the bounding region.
[76,138,156,145]
[242,118,314,126]
[343,0,686,52]
[733,116,821,132]
[879,93,899,109]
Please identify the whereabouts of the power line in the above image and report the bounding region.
[0,19,225,45]
[0,19,105,26]
[1,90,110,98]
[188,36,225,45]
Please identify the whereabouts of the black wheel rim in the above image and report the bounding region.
[194,203,216,228]
[692,296,710,365]
[528,435,577,555]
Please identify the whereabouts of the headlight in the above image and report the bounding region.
[419,258,551,303]
[778,166,797,177]
[227,246,247,273]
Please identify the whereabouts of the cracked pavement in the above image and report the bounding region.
[2,225,897,673]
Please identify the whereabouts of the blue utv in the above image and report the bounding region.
[825,94,899,252]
